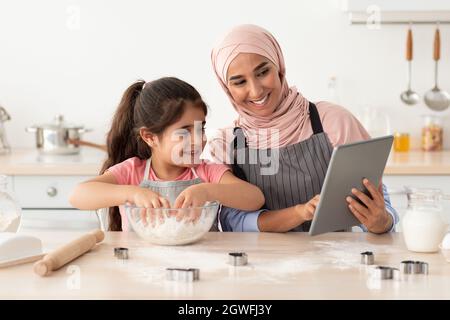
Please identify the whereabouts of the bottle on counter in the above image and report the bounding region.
[327,75,340,104]
[393,132,410,152]
[0,175,21,232]
[358,107,391,138]
[422,115,443,151]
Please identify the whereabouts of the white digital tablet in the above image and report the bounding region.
[308,135,394,236]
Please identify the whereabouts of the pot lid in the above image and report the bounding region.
[31,115,84,130]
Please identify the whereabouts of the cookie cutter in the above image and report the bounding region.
[393,268,402,281]
[400,260,428,275]
[371,266,398,280]
[114,247,129,260]
[228,252,248,266]
[360,251,375,265]
[166,268,200,282]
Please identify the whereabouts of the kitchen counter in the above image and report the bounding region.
[1,231,449,299]
[385,150,450,175]
[1,149,450,176]
[0,148,106,175]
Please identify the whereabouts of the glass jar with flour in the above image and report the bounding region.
[402,187,449,252]
[0,175,21,232]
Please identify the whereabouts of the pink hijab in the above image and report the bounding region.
[211,24,309,149]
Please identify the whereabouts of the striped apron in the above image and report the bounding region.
[231,102,334,231]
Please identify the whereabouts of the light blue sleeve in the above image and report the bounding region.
[219,206,266,232]
[358,183,399,233]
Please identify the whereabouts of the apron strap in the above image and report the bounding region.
[190,167,199,178]
[144,157,200,180]
[143,158,151,183]
[231,128,248,182]
[308,102,324,134]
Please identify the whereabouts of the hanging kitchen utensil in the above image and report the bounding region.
[424,23,450,111]
[400,25,419,105]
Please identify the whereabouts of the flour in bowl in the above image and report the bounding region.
[129,207,217,245]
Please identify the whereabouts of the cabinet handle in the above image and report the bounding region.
[47,187,58,197]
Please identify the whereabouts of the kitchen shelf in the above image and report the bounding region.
[348,12,450,25]
[344,0,450,25]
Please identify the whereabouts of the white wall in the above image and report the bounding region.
[1,0,449,149]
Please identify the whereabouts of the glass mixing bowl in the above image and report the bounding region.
[125,201,219,245]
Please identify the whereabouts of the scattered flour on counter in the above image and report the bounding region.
[108,246,227,285]
[312,240,404,269]
[105,239,405,285]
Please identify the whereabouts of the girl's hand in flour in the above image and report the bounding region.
[127,186,170,226]
[174,184,211,209]
[129,186,170,209]
[173,184,210,222]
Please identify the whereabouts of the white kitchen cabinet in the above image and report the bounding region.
[19,209,99,232]
[383,175,450,231]
[13,175,91,208]
[10,175,100,232]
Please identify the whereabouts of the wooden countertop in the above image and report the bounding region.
[0,148,105,176]
[384,150,450,175]
[1,149,449,176]
[1,231,449,299]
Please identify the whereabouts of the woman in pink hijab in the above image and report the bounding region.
[211,24,398,233]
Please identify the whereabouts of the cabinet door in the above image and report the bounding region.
[383,175,450,231]
[13,175,92,208]
[19,209,100,232]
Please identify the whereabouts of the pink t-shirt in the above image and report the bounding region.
[107,157,230,231]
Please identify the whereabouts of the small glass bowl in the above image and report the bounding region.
[125,201,219,245]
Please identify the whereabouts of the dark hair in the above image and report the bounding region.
[100,77,208,231]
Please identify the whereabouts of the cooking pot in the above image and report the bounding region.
[26,115,92,155]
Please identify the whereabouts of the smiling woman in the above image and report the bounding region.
[227,55,282,117]
[209,24,399,234]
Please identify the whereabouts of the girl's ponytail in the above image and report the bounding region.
[100,80,150,231]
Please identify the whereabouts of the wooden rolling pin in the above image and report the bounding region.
[33,229,104,277]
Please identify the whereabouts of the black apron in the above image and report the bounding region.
[231,102,334,231]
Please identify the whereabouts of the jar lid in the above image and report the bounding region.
[405,186,443,202]
[394,132,409,136]
[32,115,84,130]
[422,114,443,126]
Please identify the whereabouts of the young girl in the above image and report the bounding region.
[69,77,266,231]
